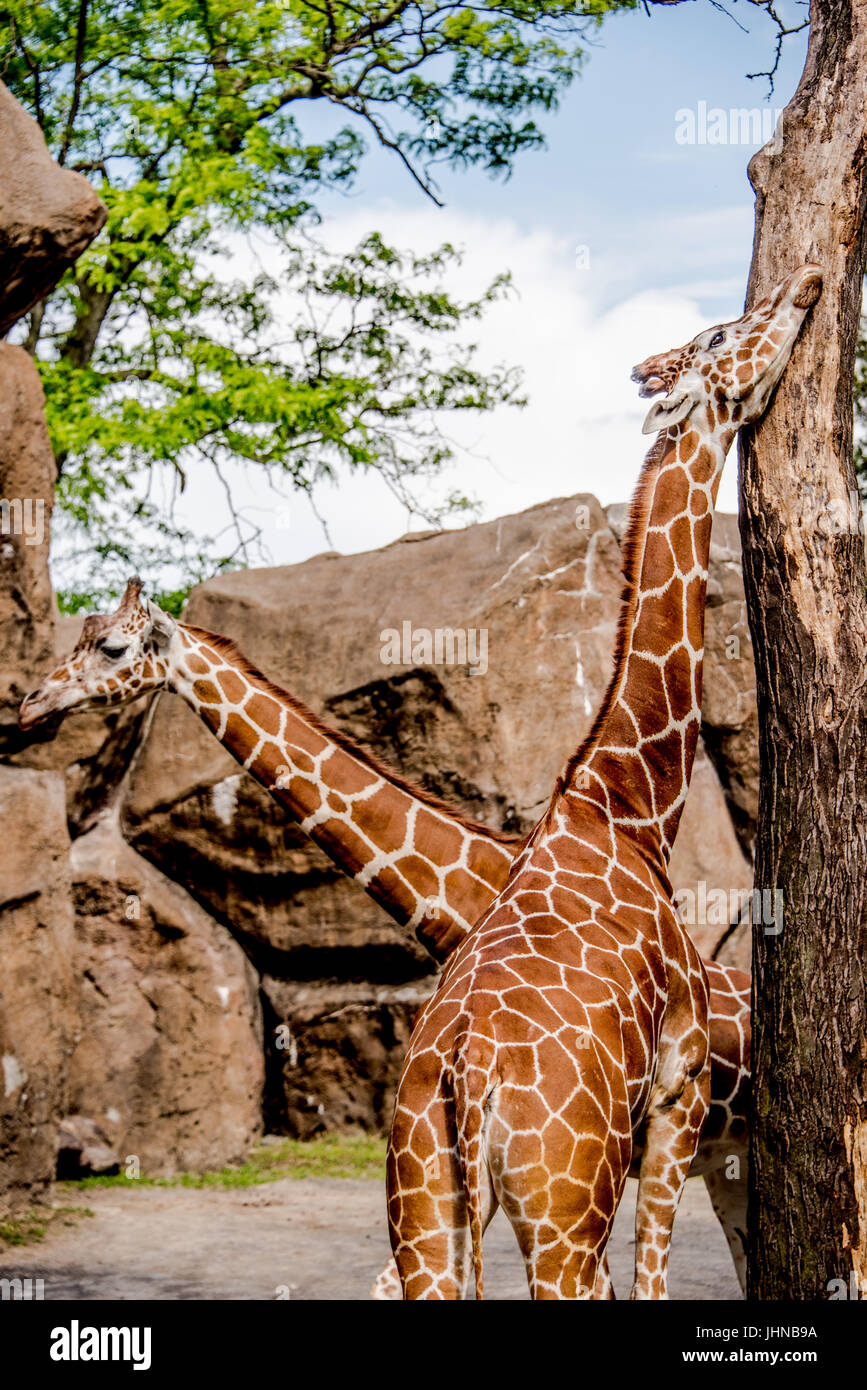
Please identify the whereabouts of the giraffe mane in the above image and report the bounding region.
[181,626,524,847]
[550,430,670,809]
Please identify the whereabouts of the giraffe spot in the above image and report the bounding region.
[692,443,716,488]
[679,430,699,461]
[326,745,381,794]
[395,854,440,900]
[466,835,513,890]
[284,709,330,759]
[506,1132,543,1171]
[737,364,752,385]
[245,693,282,737]
[634,579,684,659]
[658,465,690,519]
[669,515,695,569]
[745,334,760,349]
[193,679,221,705]
[217,668,247,703]
[276,776,321,815]
[685,572,708,652]
[185,652,210,675]
[224,711,259,762]
[369,864,415,918]
[717,356,733,374]
[353,787,407,842]
[414,809,465,870]
[326,791,348,813]
[664,643,693,723]
[627,654,669,740]
[643,530,676,587]
[641,728,685,805]
[736,348,751,362]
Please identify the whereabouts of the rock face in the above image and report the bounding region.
[120,496,757,1133]
[0,345,58,744]
[0,81,107,336]
[0,767,76,1214]
[66,822,264,1176]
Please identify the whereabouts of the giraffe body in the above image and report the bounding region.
[386,264,822,1300]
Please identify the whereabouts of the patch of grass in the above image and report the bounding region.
[60,1134,388,1192]
[0,1205,94,1250]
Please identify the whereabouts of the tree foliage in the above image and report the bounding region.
[0,0,629,605]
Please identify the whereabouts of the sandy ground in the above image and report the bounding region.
[1,1175,741,1300]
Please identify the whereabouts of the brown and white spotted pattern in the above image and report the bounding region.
[386,265,822,1301]
[22,581,754,1290]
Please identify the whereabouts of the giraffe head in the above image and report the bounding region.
[632,263,822,436]
[18,577,178,730]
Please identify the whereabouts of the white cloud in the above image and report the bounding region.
[172,202,742,574]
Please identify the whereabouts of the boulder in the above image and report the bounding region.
[0,767,76,1213]
[261,978,433,1137]
[0,345,57,744]
[67,819,264,1176]
[0,81,106,336]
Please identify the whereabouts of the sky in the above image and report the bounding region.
[171,0,811,573]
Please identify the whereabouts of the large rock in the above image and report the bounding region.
[67,820,264,1176]
[0,767,76,1213]
[0,81,106,335]
[262,978,432,1137]
[122,496,757,1130]
[0,345,57,744]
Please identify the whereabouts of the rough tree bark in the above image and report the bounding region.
[739,0,867,1300]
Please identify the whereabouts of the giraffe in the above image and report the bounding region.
[386,263,823,1300]
[20,584,752,1287]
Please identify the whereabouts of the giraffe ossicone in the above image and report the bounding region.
[386,264,822,1301]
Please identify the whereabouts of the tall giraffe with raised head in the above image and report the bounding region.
[386,264,822,1300]
[21,586,752,1286]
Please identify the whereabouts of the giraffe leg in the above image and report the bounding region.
[630,1075,709,1300]
[370,1257,402,1301]
[593,1256,616,1299]
[387,1091,498,1300]
[702,1165,747,1294]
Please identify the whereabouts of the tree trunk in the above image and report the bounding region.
[740,0,867,1300]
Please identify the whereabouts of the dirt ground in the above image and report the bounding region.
[1,1175,741,1300]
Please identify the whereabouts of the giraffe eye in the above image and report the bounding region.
[100,644,127,661]
[709,331,725,348]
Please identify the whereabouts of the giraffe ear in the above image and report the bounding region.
[145,599,176,648]
[641,388,694,436]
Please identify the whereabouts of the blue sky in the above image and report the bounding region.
[175,1,811,569]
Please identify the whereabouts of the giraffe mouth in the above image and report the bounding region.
[630,366,669,399]
[18,691,54,730]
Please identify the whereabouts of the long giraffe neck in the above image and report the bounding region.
[167,625,516,961]
[566,418,733,860]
